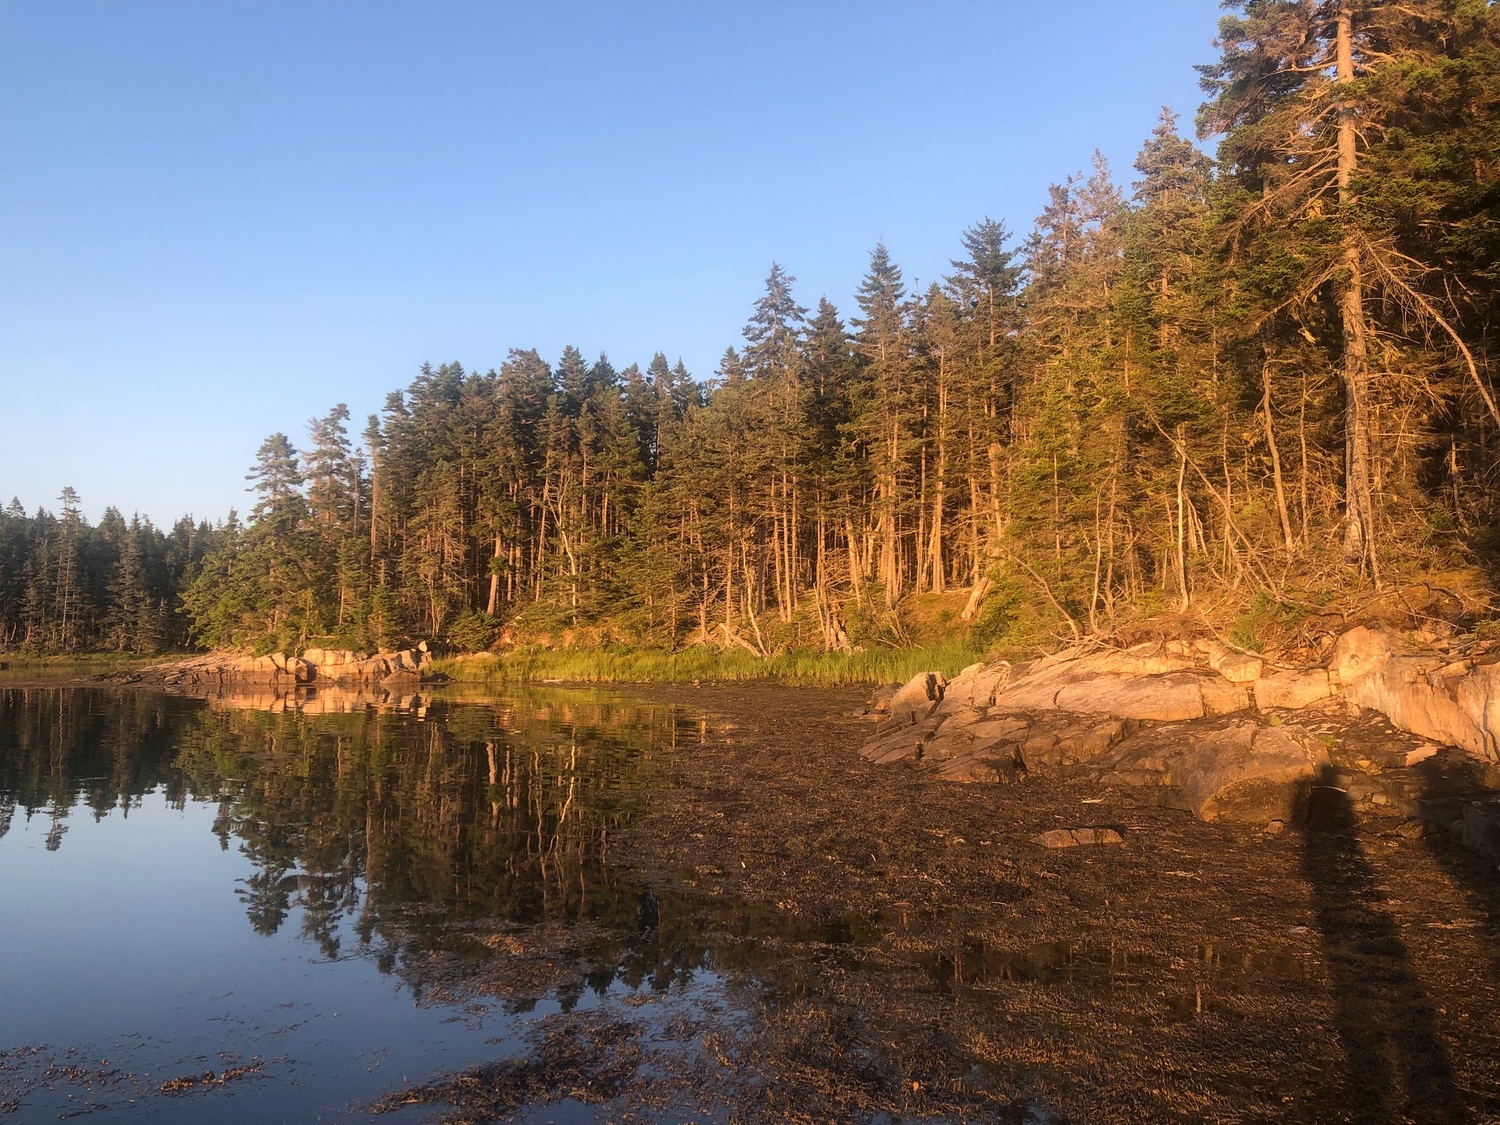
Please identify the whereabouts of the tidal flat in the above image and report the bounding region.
[2,681,1498,1123]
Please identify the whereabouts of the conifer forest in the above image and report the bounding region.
[4,1,1498,657]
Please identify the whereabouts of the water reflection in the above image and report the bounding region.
[0,687,1336,1024]
[0,687,695,976]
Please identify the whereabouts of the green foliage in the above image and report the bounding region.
[1228,594,1310,653]
[446,609,500,652]
[432,639,984,688]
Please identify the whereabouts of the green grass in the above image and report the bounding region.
[431,641,986,688]
[0,652,181,678]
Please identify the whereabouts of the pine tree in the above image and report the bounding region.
[305,404,356,537]
[52,487,84,651]
[1198,0,1500,576]
[852,242,913,603]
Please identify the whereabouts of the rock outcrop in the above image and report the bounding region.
[858,626,1500,829]
[115,643,438,690]
[1331,626,1500,759]
[1098,718,1324,823]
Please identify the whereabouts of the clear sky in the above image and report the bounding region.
[0,1,1223,527]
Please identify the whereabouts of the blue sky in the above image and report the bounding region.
[0,1,1222,526]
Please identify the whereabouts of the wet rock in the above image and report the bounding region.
[1033,827,1124,848]
[867,682,903,714]
[936,754,1024,784]
[382,667,422,689]
[923,715,1031,764]
[1254,669,1332,711]
[860,716,942,764]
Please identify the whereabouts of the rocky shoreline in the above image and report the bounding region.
[85,627,1500,872]
[107,644,441,691]
[860,626,1500,865]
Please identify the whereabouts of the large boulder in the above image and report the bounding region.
[934,662,1013,717]
[302,647,361,669]
[1100,718,1325,823]
[1196,637,1263,684]
[985,644,1250,722]
[1333,627,1500,760]
[876,671,947,731]
[1018,715,1137,770]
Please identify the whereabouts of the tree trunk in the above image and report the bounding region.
[486,535,502,616]
[1260,353,1296,555]
[1337,0,1378,580]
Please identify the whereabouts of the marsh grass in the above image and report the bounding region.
[0,652,175,678]
[431,641,985,687]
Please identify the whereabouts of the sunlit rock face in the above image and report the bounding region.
[1332,626,1500,761]
[1254,668,1332,711]
[857,629,1500,824]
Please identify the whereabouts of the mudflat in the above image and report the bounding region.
[590,683,1500,1123]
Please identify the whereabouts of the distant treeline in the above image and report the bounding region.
[0,492,216,652]
[6,2,1498,656]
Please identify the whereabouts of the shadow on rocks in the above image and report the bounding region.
[1415,753,1500,983]
[1300,765,1466,1124]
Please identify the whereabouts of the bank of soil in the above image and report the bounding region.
[572,684,1500,1123]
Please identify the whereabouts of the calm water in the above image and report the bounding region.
[0,686,714,1123]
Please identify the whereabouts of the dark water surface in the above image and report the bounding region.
[0,686,713,1123]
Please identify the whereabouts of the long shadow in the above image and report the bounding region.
[1416,753,1500,982]
[1300,765,1467,1123]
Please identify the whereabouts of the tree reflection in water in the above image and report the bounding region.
[0,686,701,1002]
